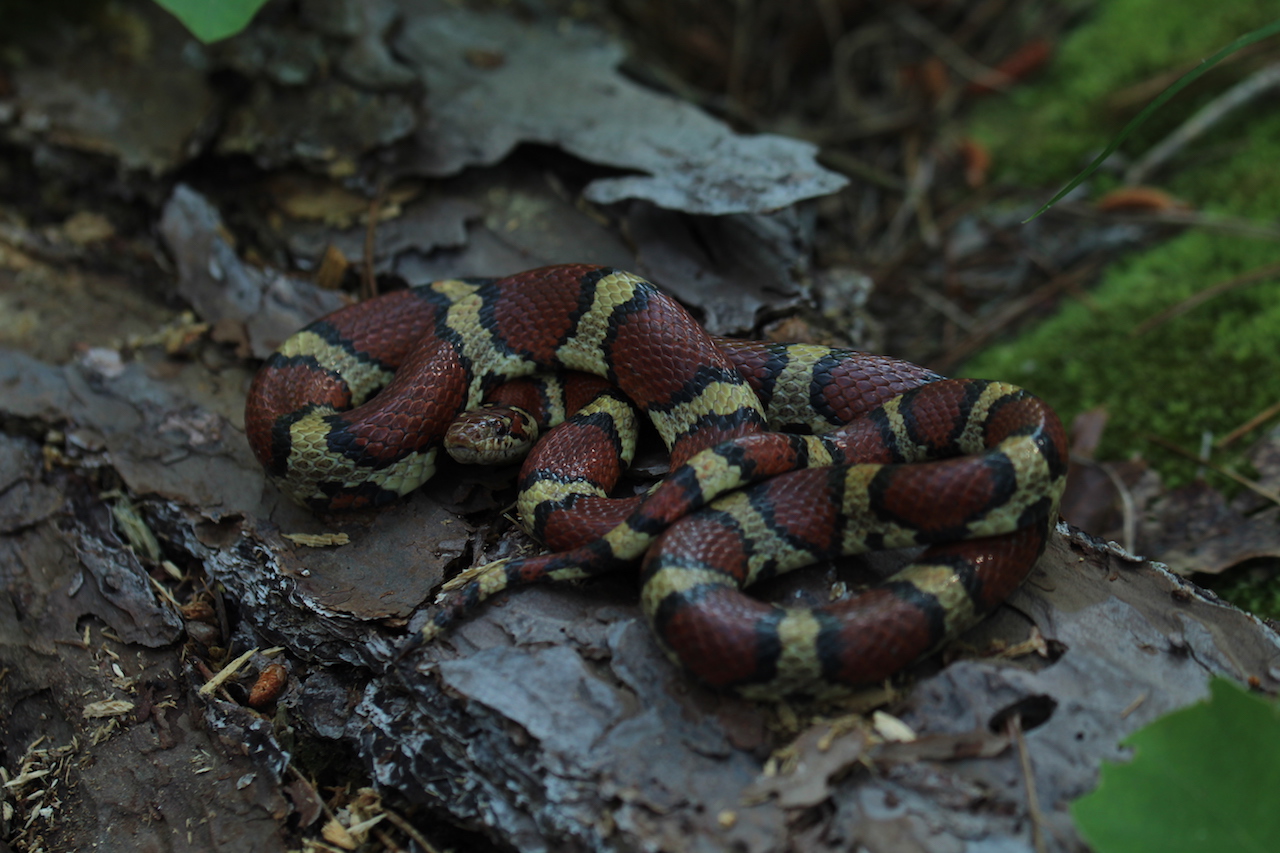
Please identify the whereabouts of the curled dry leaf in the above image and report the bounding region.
[967,37,1054,95]
[957,138,992,188]
[180,600,218,624]
[1095,186,1190,213]
[248,663,288,709]
[901,56,951,103]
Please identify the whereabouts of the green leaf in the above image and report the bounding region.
[1072,678,1280,852]
[152,0,271,43]
[1025,17,1280,222]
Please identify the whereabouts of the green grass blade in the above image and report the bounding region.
[1024,18,1280,222]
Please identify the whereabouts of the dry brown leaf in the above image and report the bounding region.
[1096,186,1190,213]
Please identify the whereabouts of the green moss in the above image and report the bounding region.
[970,0,1280,184]
[962,2,1280,488]
[1164,110,1280,210]
[964,223,1280,483]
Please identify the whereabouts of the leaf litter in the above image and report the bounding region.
[2,1,1280,852]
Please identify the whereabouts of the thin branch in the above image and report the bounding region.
[888,4,1012,88]
[1145,434,1280,507]
[1218,399,1280,448]
[1131,261,1280,337]
[379,804,445,853]
[1007,714,1048,853]
[817,149,909,192]
[934,257,1105,373]
[1126,62,1280,184]
[1098,461,1139,555]
[1054,202,1280,241]
[1025,18,1280,221]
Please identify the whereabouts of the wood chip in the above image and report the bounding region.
[282,532,351,547]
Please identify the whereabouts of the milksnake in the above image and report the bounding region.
[245,264,1067,697]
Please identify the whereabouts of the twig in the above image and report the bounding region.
[934,257,1105,372]
[888,4,1012,89]
[811,108,931,143]
[1097,461,1138,554]
[1126,62,1280,184]
[198,646,258,696]
[913,157,941,248]
[910,280,975,330]
[1107,36,1275,111]
[829,22,895,119]
[882,134,940,254]
[1055,202,1280,241]
[1120,692,1149,719]
[1218,399,1280,448]
[379,804,444,853]
[1006,714,1048,853]
[817,149,908,192]
[145,572,183,611]
[374,828,408,853]
[1145,433,1280,507]
[1131,260,1280,337]
[950,0,1015,48]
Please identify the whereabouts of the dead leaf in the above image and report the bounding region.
[392,6,846,214]
[957,138,991,188]
[249,663,288,709]
[1096,186,1190,213]
[967,38,1054,95]
[158,185,347,358]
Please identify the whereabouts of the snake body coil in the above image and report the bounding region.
[245,264,1066,697]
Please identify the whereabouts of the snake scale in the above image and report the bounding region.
[245,264,1067,697]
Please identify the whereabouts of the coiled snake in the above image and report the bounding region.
[245,265,1066,697]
